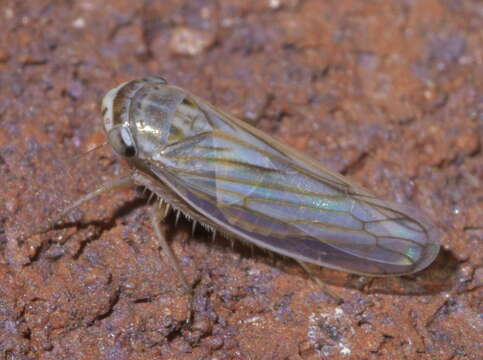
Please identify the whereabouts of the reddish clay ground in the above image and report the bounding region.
[0,1,481,359]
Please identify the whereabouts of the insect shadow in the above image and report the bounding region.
[24,188,458,299]
[297,248,459,296]
[26,195,148,263]
[161,206,459,298]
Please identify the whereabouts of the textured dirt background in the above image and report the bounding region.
[0,0,481,359]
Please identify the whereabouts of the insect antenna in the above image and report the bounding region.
[71,140,109,162]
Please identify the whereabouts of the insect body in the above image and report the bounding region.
[99,77,439,279]
[27,77,440,292]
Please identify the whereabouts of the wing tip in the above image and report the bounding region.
[391,200,441,274]
[411,220,441,273]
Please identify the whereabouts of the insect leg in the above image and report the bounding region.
[296,260,343,304]
[18,176,134,245]
[149,203,192,294]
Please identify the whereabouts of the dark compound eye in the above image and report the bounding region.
[107,126,137,157]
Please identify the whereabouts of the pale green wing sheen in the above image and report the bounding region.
[145,90,439,275]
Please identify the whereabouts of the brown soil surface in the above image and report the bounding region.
[1,1,481,359]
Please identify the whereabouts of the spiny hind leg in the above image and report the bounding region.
[149,201,192,294]
[296,260,342,304]
[19,176,135,246]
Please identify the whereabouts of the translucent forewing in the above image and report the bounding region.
[109,79,440,276]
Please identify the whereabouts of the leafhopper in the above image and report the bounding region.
[23,77,440,293]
